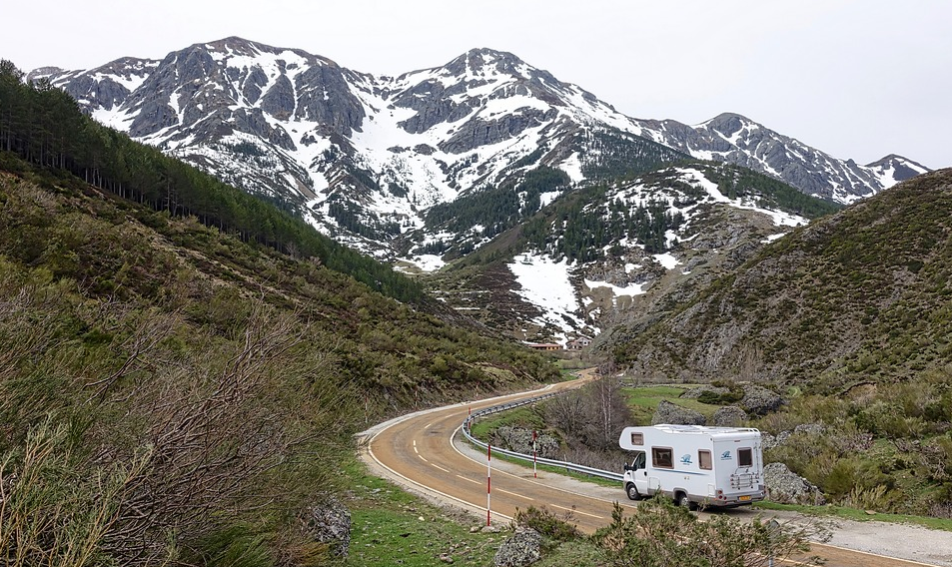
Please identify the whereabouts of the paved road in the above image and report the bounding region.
[359,377,948,566]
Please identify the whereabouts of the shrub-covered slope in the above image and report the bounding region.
[611,168,952,391]
[0,154,558,566]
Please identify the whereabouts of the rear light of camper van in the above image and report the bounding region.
[716,489,724,500]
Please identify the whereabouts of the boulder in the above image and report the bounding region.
[763,462,826,505]
[712,405,748,427]
[740,384,785,415]
[793,423,827,436]
[494,427,559,457]
[494,526,542,567]
[680,385,730,400]
[652,400,706,426]
[302,497,352,558]
[760,431,791,450]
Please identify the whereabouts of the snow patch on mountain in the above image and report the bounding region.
[509,252,584,343]
[653,253,681,270]
[675,167,808,227]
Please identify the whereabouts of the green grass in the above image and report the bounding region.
[623,385,718,424]
[753,501,952,532]
[468,407,545,440]
[343,458,502,566]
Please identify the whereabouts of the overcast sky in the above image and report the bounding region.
[4,1,949,168]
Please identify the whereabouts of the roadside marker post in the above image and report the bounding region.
[532,430,538,478]
[487,443,492,526]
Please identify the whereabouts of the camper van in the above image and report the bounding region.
[618,424,765,509]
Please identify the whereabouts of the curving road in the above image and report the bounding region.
[359,376,947,566]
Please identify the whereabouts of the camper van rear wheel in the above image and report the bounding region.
[674,491,691,510]
[626,483,641,501]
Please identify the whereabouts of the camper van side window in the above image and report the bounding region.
[652,447,673,469]
[698,450,712,470]
[630,432,644,446]
[738,448,753,467]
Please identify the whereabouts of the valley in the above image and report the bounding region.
[1,30,951,567]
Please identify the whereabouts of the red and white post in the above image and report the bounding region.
[532,430,538,479]
[486,443,492,526]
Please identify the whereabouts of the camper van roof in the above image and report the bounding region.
[651,424,761,436]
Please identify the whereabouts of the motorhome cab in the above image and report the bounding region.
[619,424,765,509]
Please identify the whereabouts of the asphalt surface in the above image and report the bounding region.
[359,377,952,566]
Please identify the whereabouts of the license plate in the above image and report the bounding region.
[739,495,751,501]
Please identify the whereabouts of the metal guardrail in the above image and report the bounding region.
[461,393,624,482]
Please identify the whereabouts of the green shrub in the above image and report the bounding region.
[513,506,580,541]
[189,524,273,567]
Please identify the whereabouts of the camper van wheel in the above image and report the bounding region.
[626,483,641,501]
[674,491,694,510]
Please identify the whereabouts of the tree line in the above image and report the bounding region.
[0,59,424,303]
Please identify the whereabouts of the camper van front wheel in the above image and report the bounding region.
[625,483,641,501]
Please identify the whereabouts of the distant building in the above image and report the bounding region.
[526,342,561,351]
[566,336,592,350]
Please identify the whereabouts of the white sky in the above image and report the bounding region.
[4,0,949,169]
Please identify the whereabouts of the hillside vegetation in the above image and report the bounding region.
[612,168,952,389]
[0,123,558,565]
[608,169,952,516]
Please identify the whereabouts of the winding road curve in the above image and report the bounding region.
[359,375,945,567]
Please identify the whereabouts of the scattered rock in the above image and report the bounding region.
[763,462,826,505]
[302,497,352,558]
[740,384,785,415]
[681,385,730,399]
[712,405,748,427]
[652,399,706,425]
[793,423,826,436]
[439,552,455,563]
[493,526,542,567]
[481,525,502,534]
[865,510,877,515]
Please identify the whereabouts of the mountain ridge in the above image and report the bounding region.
[30,37,929,259]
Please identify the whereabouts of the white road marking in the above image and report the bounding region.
[497,488,533,500]
[456,475,482,485]
[550,504,605,519]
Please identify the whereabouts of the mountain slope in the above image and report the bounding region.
[609,168,952,391]
[29,38,927,258]
[424,162,841,343]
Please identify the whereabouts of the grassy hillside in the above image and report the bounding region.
[0,151,559,566]
[611,168,952,390]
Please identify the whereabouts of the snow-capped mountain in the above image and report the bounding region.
[29,37,927,260]
[633,113,931,204]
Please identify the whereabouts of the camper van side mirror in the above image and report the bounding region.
[623,463,632,471]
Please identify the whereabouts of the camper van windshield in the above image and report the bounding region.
[631,452,646,470]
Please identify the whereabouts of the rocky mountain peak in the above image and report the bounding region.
[446,47,529,77]
[702,112,755,137]
[26,66,66,82]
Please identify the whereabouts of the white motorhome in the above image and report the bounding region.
[618,424,765,509]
